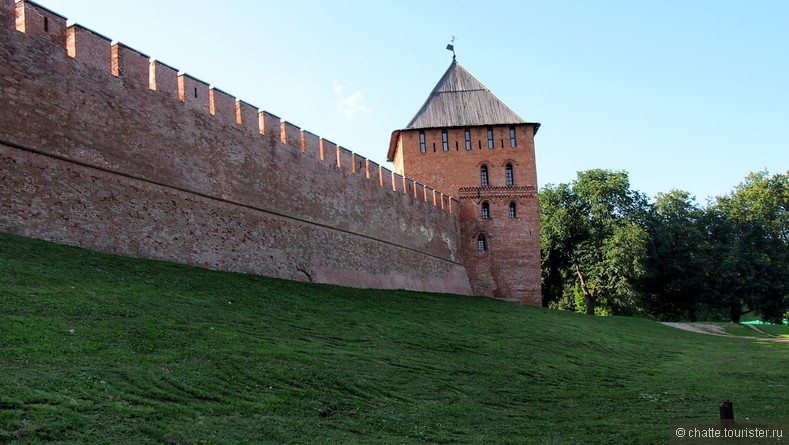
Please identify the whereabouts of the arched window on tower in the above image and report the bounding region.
[482,201,490,219]
[509,202,517,218]
[505,164,514,186]
[480,165,489,186]
[477,234,487,251]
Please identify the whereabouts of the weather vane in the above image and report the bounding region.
[446,36,456,60]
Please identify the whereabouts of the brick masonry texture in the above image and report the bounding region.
[393,125,542,305]
[0,1,472,296]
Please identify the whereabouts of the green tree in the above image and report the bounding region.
[638,190,711,321]
[707,171,789,322]
[716,170,788,243]
[540,170,649,315]
[539,182,575,309]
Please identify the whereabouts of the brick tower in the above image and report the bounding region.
[388,59,541,305]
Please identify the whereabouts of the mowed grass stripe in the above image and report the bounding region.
[0,232,786,444]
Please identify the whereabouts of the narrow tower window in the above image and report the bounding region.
[419,131,426,153]
[480,165,489,186]
[509,202,517,218]
[487,127,494,149]
[482,201,490,219]
[477,234,487,251]
[510,126,517,147]
[442,129,449,151]
[505,164,514,186]
[465,128,471,150]
[44,16,49,32]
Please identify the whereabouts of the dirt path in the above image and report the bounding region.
[661,322,789,342]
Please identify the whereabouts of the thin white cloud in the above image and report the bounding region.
[293,92,313,103]
[333,80,372,122]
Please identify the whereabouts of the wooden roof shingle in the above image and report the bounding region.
[405,60,526,129]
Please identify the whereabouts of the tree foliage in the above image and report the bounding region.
[716,170,789,243]
[540,170,649,315]
[541,169,789,322]
[638,190,711,321]
[707,171,789,322]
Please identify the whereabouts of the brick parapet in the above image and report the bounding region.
[149,59,179,97]
[236,100,259,132]
[5,0,454,214]
[67,24,111,72]
[15,0,66,46]
[111,43,149,89]
[209,87,236,124]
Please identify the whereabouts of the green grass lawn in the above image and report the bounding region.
[754,324,789,339]
[716,323,775,338]
[1,232,787,444]
[712,322,789,338]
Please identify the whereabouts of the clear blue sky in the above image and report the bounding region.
[40,0,788,202]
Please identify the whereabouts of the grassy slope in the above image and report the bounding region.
[719,323,789,339]
[0,232,786,444]
[755,325,789,338]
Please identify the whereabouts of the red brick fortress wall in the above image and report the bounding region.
[0,1,472,296]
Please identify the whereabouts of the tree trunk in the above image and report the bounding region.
[575,264,596,316]
[586,295,596,315]
[730,305,742,323]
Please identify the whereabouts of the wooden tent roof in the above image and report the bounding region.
[388,60,539,161]
[406,59,527,129]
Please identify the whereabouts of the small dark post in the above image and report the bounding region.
[720,401,734,420]
[720,400,734,430]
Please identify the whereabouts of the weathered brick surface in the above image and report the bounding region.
[380,166,393,191]
[0,143,471,294]
[0,0,472,296]
[15,0,66,46]
[209,87,236,124]
[111,43,149,89]
[150,60,178,97]
[258,110,281,145]
[319,138,335,162]
[301,130,320,157]
[337,147,352,170]
[67,24,111,73]
[351,153,365,175]
[1,0,13,30]
[178,73,210,111]
[367,160,380,185]
[236,100,259,132]
[280,121,301,150]
[394,125,542,305]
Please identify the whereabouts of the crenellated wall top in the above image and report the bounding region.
[4,0,459,214]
